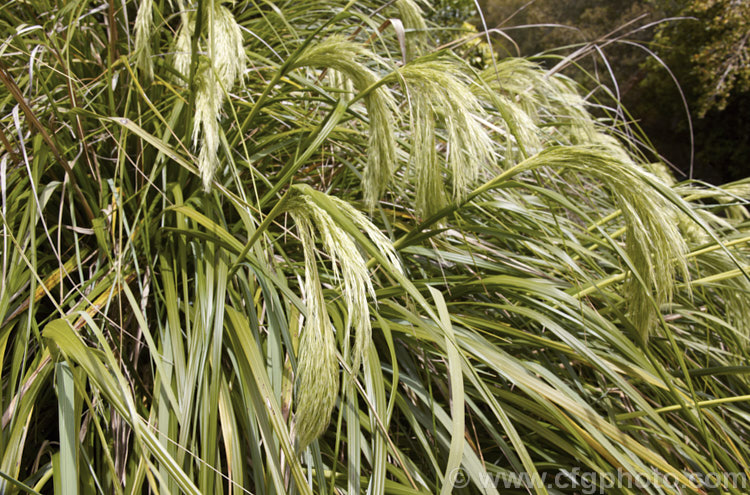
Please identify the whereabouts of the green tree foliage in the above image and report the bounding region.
[1,0,750,494]
[477,0,658,55]
[654,0,750,116]
[638,0,750,182]
[475,0,749,182]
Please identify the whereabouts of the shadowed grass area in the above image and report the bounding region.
[1,0,750,493]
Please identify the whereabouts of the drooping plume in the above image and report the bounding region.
[477,58,598,148]
[395,0,428,61]
[173,1,247,190]
[134,0,154,80]
[502,145,690,343]
[386,57,494,217]
[286,185,401,450]
[291,37,398,210]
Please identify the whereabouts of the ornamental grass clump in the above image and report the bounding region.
[2,0,750,493]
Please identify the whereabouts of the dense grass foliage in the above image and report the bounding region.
[1,0,750,493]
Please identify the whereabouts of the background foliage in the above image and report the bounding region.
[475,0,750,184]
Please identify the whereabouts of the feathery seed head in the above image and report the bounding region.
[209,4,247,88]
[288,209,339,451]
[395,0,428,61]
[173,18,194,79]
[479,58,597,146]
[326,194,403,276]
[473,81,543,163]
[514,145,690,343]
[134,0,155,80]
[643,162,676,186]
[293,37,398,210]
[285,187,401,449]
[193,60,222,190]
[172,1,245,190]
[411,92,447,216]
[388,58,494,217]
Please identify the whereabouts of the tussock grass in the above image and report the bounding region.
[1,0,749,494]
